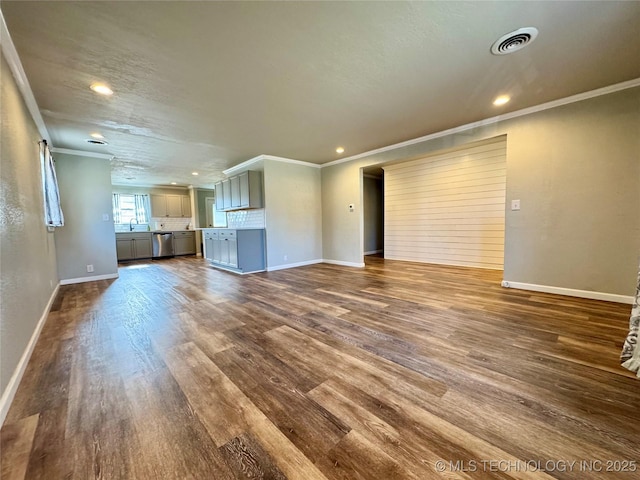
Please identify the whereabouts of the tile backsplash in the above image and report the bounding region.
[227,209,265,229]
[114,210,265,232]
[114,217,192,232]
[150,217,193,231]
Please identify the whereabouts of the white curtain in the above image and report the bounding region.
[40,141,64,227]
[621,264,640,377]
[134,194,149,223]
[112,193,122,224]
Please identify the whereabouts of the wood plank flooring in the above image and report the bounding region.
[2,256,638,479]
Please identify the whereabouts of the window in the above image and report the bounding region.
[40,140,64,227]
[113,193,149,225]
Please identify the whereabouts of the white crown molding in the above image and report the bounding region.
[501,280,634,305]
[223,154,321,176]
[50,147,113,160]
[1,10,50,141]
[322,77,640,168]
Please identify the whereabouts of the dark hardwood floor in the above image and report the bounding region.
[2,256,638,479]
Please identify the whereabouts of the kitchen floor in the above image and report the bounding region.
[1,256,637,479]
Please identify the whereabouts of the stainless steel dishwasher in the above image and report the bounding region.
[152,232,174,258]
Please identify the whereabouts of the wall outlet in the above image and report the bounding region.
[348,203,355,212]
[283,255,288,261]
[511,199,521,211]
[86,264,94,273]
[102,213,109,221]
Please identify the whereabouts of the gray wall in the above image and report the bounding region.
[54,153,118,281]
[1,52,59,397]
[322,87,640,296]
[196,188,215,227]
[263,160,322,268]
[363,176,383,254]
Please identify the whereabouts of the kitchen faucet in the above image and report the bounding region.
[129,218,138,231]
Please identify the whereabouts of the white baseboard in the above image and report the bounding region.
[364,250,383,255]
[322,259,366,268]
[0,283,60,427]
[59,272,119,285]
[267,259,323,272]
[501,280,634,304]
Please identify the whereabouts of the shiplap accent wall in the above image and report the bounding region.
[384,138,507,269]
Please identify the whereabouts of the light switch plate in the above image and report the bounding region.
[511,199,521,211]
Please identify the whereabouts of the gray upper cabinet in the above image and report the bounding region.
[230,175,241,209]
[151,194,191,218]
[222,179,232,211]
[215,171,263,212]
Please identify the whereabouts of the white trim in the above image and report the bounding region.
[50,147,113,160]
[322,259,366,268]
[501,280,634,305]
[223,154,321,176]
[322,77,640,168]
[0,284,59,427]
[364,250,383,255]
[0,10,50,141]
[59,273,119,285]
[267,259,323,272]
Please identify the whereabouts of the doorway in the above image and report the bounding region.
[362,168,384,257]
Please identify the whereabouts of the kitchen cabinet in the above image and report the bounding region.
[116,232,153,261]
[203,229,217,262]
[230,176,241,209]
[222,179,232,210]
[181,196,192,218]
[202,228,265,273]
[215,171,263,211]
[173,231,196,255]
[151,194,191,218]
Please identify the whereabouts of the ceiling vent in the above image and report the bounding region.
[86,138,108,145]
[491,27,538,55]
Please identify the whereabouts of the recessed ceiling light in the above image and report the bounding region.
[90,83,113,96]
[192,172,199,176]
[336,147,345,154]
[86,138,108,145]
[171,182,177,185]
[493,95,511,106]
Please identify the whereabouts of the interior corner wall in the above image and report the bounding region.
[321,86,640,296]
[54,153,118,281]
[0,52,59,398]
[263,160,322,269]
[503,88,640,295]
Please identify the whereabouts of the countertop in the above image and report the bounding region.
[116,230,194,234]
[196,227,265,231]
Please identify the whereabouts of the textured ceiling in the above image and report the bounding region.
[3,1,640,187]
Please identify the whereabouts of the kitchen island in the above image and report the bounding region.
[202,228,266,274]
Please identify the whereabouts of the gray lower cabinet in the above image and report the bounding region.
[116,233,153,261]
[204,230,216,262]
[203,228,265,273]
[173,231,196,255]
